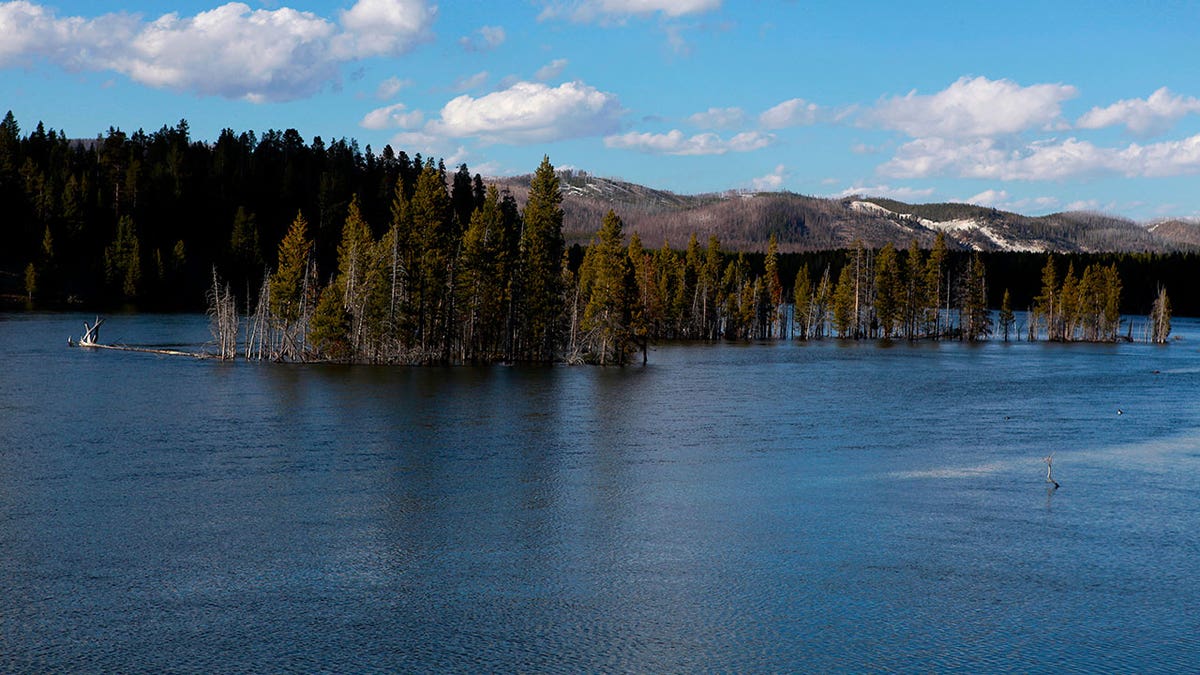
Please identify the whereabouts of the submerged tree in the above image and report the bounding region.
[1151,285,1172,344]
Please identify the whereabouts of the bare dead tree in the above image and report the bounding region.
[206,267,238,360]
[1044,454,1060,489]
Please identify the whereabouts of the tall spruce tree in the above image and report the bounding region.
[517,156,565,361]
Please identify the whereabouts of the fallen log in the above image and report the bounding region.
[68,316,213,359]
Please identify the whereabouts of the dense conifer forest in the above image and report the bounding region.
[0,112,1186,362]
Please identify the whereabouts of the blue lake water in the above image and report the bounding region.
[2,313,1199,672]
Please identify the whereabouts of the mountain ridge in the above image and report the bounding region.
[493,171,1200,254]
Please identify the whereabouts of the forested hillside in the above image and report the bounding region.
[0,113,1195,334]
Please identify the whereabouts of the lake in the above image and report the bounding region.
[2,312,1199,672]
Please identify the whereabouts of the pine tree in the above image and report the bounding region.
[582,210,634,364]
[812,265,832,339]
[792,264,812,340]
[1059,262,1079,341]
[410,160,454,357]
[925,232,947,338]
[517,156,565,361]
[764,233,783,338]
[1034,255,1058,340]
[310,279,352,360]
[960,253,990,341]
[999,288,1016,342]
[902,239,924,340]
[270,211,312,325]
[457,185,507,360]
[24,262,36,303]
[1102,264,1122,341]
[682,233,702,338]
[269,211,315,360]
[832,264,856,338]
[335,195,374,352]
[874,243,900,338]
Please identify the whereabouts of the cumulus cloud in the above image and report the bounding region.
[534,58,568,82]
[880,133,1200,181]
[334,0,435,59]
[750,164,788,191]
[427,80,624,144]
[459,25,505,52]
[869,76,1077,139]
[604,129,774,155]
[0,0,435,102]
[759,98,820,129]
[965,189,1009,207]
[360,102,423,130]
[541,0,721,22]
[687,106,745,129]
[833,184,936,201]
[1077,87,1200,136]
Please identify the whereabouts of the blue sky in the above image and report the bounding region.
[3,0,1200,220]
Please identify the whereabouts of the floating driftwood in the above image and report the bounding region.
[68,316,213,359]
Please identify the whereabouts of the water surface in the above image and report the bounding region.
[2,313,1199,671]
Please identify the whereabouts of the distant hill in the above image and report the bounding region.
[494,171,1192,254]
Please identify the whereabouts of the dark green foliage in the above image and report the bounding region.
[516,156,566,361]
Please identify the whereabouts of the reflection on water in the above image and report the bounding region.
[2,313,1200,671]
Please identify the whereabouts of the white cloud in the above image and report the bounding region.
[0,0,435,102]
[360,102,423,130]
[459,25,505,52]
[604,129,774,155]
[880,133,1200,181]
[966,189,1008,206]
[1077,87,1200,136]
[687,106,745,129]
[870,76,1077,139]
[375,75,411,100]
[334,0,435,59]
[534,58,568,82]
[833,184,936,201]
[1065,199,1101,212]
[751,164,788,191]
[452,70,489,92]
[759,98,820,129]
[428,80,624,144]
[541,0,721,22]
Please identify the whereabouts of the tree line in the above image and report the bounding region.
[0,111,1178,361]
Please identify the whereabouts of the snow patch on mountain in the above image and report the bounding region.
[851,200,1046,252]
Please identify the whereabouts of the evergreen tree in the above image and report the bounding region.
[517,156,566,361]
[812,265,832,339]
[960,253,990,341]
[457,185,507,360]
[1102,264,1122,341]
[1034,255,1058,340]
[581,210,634,364]
[999,288,1016,342]
[410,160,454,356]
[874,242,900,338]
[104,215,141,299]
[832,264,856,338]
[24,262,36,303]
[334,195,374,349]
[902,239,925,340]
[925,232,947,338]
[764,233,784,338]
[270,211,313,348]
[310,279,351,360]
[792,264,812,339]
